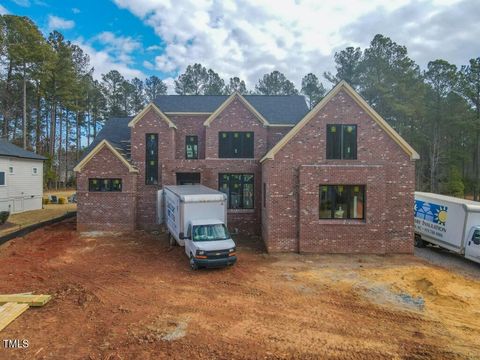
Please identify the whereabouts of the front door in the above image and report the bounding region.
[176,172,201,185]
[465,228,480,263]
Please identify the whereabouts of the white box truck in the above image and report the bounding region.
[414,191,480,264]
[159,185,237,270]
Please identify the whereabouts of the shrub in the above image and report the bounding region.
[446,167,465,198]
[43,198,50,205]
[0,211,10,225]
[58,197,67,204]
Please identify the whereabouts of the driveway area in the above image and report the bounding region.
[0,218,479,359]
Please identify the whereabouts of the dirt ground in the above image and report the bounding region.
[0,219,479,360]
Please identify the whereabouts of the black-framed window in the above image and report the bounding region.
[0,172,5,186]
[89,178,122,192]
[219,132,254,158]
[185,135,198,159]
[319,185,365,219]
[146,133,158,185]
[326,124,357,159]
[219,173,254,209]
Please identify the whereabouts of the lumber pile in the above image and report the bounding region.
[0,294,51,307]
[0,294,51,332]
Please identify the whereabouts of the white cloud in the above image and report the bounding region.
[0,5,8,14]
[146,45,163,52]
[143,60,155,70]
[72,8,80,14]
[113,0,475,89]
[93,31,142,64]
[12,0,30,7]
[74,35,145,80]
[47,15,75,31]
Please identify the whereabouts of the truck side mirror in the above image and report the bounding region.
[179,232,185,240]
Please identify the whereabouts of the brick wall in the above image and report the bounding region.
[170,114,208,159]
[77,146,137,232]
[262,89,415,253]
[130,108,176,229]
[267,125,293,150]
[205,98,268,159]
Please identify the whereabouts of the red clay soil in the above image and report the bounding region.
[0,218,479,359]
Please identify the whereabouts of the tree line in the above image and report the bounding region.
[324,35,480,199]
[1,15,480,198]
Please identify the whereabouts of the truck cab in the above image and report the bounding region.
[465,226,480,263]
[181,219,237,270]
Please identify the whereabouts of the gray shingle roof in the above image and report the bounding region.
[79,117,132,161]
[0,139,46,160]
[155,95,308,124]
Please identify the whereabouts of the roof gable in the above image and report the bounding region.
[80,117,132,162]
[73,139,138,173]
[128,103,177,129]
[203,93,269,127]
[261,80,420,162]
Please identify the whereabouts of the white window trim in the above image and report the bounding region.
[0,171,6,186]
[32,167,39,175]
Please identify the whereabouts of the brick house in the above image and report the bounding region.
[74,81,419,253]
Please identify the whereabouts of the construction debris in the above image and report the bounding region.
[0,294,51,332]
[0,294,51,307]
[0,302,29,332]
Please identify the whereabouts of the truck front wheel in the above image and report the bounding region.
[189,254,198,270]
[414,234,426,248]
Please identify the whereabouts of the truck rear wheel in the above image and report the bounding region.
[414,234,425,248]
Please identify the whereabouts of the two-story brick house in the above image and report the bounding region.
[74,81,419,253]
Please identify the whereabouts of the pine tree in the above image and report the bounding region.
[301,73,326,109]
[255,71,298,95]
[145,75,167,102]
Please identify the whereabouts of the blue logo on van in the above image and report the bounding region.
[414,200,448,226]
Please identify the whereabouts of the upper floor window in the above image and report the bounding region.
[8,166,13,174]
[32,167,38,175]
[219,173,254,209]
[89,178,122,192]
[326,124,357,160]
[319,185,365,219]
[219,132,254,158]
[146,133,158,185]
[185,135,198,159]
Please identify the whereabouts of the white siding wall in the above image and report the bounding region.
[0,156,44,213]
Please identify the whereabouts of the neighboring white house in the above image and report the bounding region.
[0,139,45,214]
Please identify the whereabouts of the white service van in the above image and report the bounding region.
[158,185,237,269]
[414,191,480,264]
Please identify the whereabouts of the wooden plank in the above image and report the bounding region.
[0,302,29,332]
[0,294,51,307]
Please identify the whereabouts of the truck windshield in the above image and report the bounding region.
[192,224,230,242]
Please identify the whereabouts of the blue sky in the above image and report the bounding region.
[2,0,171,79]
[2,0,479,91]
